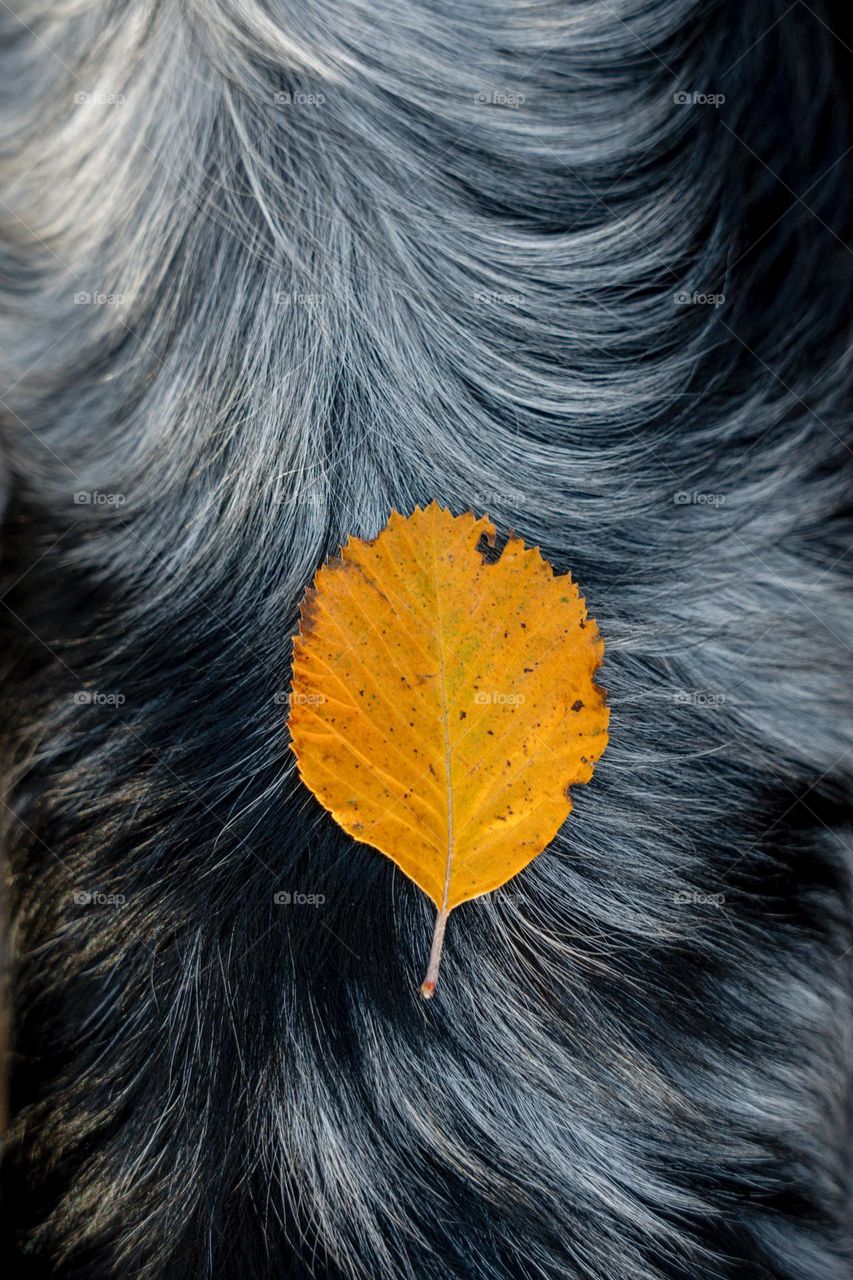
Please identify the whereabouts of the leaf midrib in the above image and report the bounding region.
[429,522,455,913]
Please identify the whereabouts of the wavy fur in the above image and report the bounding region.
[0,1,851,1277]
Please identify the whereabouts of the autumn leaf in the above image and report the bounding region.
[288,502,609,998]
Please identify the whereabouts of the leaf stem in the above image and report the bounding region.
[419,906,450,999]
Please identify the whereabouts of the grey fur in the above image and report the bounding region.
[0,1,851,1277]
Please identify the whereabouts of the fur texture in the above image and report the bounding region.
[0,1,851,1277]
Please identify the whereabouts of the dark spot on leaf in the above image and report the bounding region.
[476,529,504,563]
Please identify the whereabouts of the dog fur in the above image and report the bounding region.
[0,1,851,1277]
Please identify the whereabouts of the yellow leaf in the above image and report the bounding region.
[288,502,609,997]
